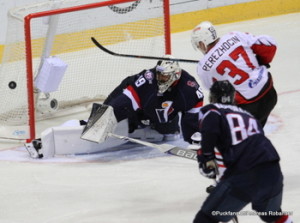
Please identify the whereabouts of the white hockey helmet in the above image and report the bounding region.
[191,21,218,54]
[156,55,182,94]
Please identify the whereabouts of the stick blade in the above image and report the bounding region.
[109,133,197,161]
[167,147,197,161]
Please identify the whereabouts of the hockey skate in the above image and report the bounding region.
[25,139,43,158]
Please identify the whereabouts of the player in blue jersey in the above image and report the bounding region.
[193,80,292,223]
[102,55,204,143]
[25,55,204,158]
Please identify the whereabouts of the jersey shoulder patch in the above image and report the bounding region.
[180,71,200,89]
[143,70,155,81]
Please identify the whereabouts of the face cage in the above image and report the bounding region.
[157,72,177,94]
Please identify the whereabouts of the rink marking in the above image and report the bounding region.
[278,89,300,96]
[0,142,171,164]
[0,113,282,163]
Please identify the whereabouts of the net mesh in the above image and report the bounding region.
[0,0,168,139]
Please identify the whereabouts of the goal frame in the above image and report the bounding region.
[23,0,171,142]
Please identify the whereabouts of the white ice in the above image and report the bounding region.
[0,13,299,223]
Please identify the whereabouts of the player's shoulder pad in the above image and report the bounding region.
[200,104,219,114]
[214,103,253,116]
[199,104,221,122]
[180,70,200,89]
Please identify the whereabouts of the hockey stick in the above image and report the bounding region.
[108,133,197,161]
[109,133,240,223]
[80,104,197,161]
[91,37,199,64]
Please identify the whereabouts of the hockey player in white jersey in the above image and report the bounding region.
[191,21,278,127]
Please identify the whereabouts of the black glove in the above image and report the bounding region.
[197,149,218,179]
[256,55,270,68]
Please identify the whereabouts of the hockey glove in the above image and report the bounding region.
[197,149,218,179]
[256,55,270,68]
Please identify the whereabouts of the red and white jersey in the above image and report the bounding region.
[197,31,277,104]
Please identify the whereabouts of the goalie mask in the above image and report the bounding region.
[209,80,235,104]
[191,21,218,54]
[156,55,182,94]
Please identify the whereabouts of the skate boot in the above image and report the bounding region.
[25,139,43,158]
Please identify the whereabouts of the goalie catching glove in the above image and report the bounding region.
[197,149,218,179]
[81,103,117,143]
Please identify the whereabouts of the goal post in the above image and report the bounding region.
[0,0,171,142]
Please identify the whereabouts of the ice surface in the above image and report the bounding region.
[0,13,299,223]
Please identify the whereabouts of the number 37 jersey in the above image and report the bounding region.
[197,31,277,104]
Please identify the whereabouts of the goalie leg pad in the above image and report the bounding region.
[27,120,128,158]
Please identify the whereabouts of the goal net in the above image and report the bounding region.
[0,0,171,141]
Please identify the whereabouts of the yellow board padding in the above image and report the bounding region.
[171,0,300,33]
[0,45,3,62]
[1,17,164,62]
[1,0,299,62]
[48,18,164,56]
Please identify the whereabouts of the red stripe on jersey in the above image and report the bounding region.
[275,215,289,223]
[251,44,277,65]
[235,75,273,104]
[188,100,204,114]
[194,101,204,108]
[127,85,142,108]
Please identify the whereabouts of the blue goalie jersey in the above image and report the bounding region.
[105,67,204,143]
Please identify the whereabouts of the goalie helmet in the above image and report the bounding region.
[209,80,235,104]
[191,21,218,54]
[156,55,182,94]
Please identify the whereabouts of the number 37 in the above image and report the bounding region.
[216,46,255,85]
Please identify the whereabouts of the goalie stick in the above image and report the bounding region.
[80,105,237,222]
[109,133,197,161]
[91,37,199,64]
[109,133,239,223]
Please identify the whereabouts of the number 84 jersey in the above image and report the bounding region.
[198,103,280,177]
[197,31,277,104]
